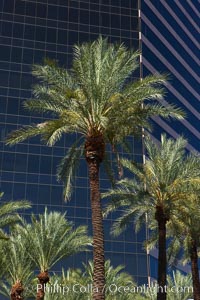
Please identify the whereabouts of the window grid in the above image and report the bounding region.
[0,0,146,285]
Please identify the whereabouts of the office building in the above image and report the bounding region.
[0,0,147,286]
[1,0,198,290]
[140,0,200,153]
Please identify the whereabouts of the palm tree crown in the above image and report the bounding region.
[6,37,184,198]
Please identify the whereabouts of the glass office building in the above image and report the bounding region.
[140,0,200,279]
[140,0,200,153]
[0,0,148,285]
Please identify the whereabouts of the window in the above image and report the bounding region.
[13,23,24,39]
[69,8,79,23]
[24,25,35,40]
[23,48,34,64]
[47,28,57,43]
[58,6,68,22]
[15,0,25,15]
[1,21,13,37]
[7,97,20,114]
[0,46,11,61]
[48,4,58,20]
[58,29,68,45]
[90,11,100,26]
[3,0,14,13]
[2,152,15,171]
[11,47,22,63]
[28,155,40,173]
[14,153,28,172]
[80,10,89,24]
[40,155,52,174]
[36,3,47,19]
[26,2,36,17]
[35,26,46,42]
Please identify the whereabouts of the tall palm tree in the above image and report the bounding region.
[103,135,200,300]
[19,208,91,300]
[5,37,184,300]
[0,192,31,240]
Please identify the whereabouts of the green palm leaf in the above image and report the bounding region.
[57,139,85,200]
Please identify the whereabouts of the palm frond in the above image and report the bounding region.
[111,209,138,236]
[120,158,144,180]
[5,125,42,146]
[143,103,185,120]
[39,119,73,146]
[57,139,84,200]
[23,96,64,115]
[0,200,31,239]
[32,59,74,90]
[0,200,31,216]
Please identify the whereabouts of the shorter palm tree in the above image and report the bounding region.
[19,208,91,300]
[0,192,31,299]
[0,229,35,300]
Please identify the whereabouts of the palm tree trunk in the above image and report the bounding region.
[36,270,49,300]
[155,206,168,300]
[85,135,105,300]
[10,281,24,300]
[190,240,200,300]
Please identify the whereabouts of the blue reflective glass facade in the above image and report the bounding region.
[0,0,148,285]
[141,0,200,153]
[141,0,200,279]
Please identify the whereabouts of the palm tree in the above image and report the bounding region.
[0,192,31,299]
[167,189,200,300]
[0,192,31,240]
[0,229,35,300]
[19,208,91,300]
[5,37,184,300]
[103,135,200,300]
